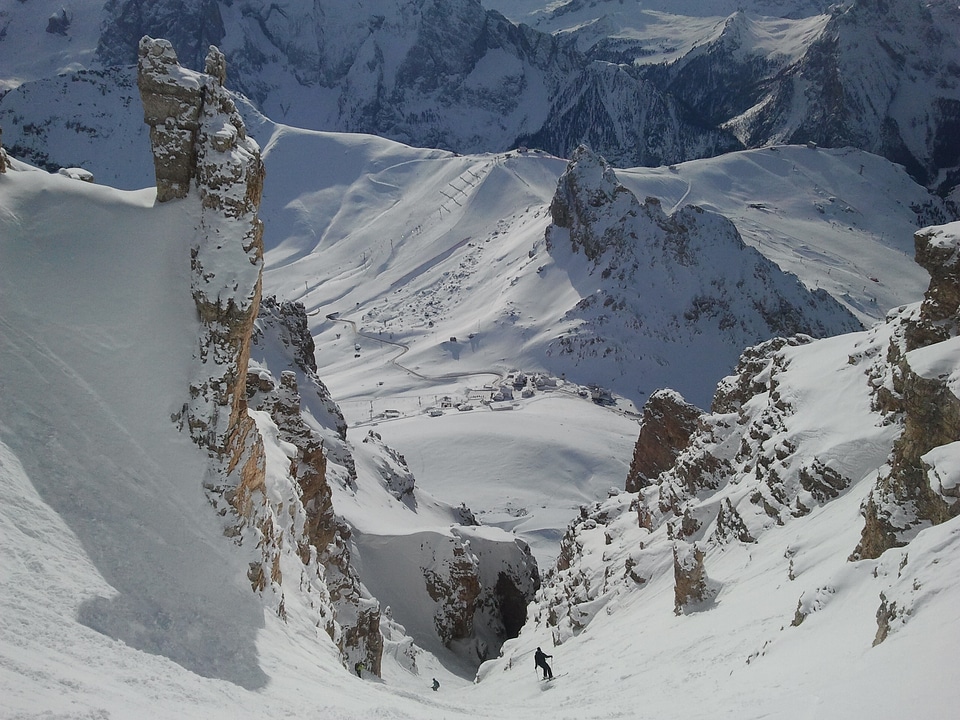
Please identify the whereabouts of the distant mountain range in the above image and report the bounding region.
[1,0,958,198]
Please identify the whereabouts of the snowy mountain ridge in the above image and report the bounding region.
[2,0,958,195]
[539,144,861,405]
[479,220,960,719]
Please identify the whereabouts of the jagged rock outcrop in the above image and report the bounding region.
[853,222,960,559]
[252,296,349,442]
[139,37,381,674]
[673,540,719,615]
[626,389,703,493]
[363,430,416,501]
[543,145,861,407]
[138,37,267,511]
[46,8,71,36]
[247,301,535,670]
[424,537,482,648]
[247,297,380,674]
[908,225,960,347]
[536,269,897,639]
[421,529,539,661]
[140,31,269,585]
[522,220,959,656]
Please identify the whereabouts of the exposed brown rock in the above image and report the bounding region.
[715,498,754,544]
[853,226,960,559]
[137,39,204,202]
[873,591,906,646]
[626,389,703,493]
[673,540,717,615]
[424,539,483,646]
[138,36,266,486]
[908,224,960,347]
[247,364,382,676]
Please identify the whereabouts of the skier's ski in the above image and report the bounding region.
[540,672,567,682]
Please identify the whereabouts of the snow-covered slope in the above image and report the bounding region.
[0,163,274,690]
[479,221,960,720]
[0,0,105,90]
[3,151,959,719]
[251,126,938,406]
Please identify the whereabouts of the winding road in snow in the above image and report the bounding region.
[329,314,505,386]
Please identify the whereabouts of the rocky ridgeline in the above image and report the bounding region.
[95,0,737,170]
[853,223,960,560]
[542,145,861,406]
[92,0,960,194]
[248,297,382,675]
[138,37,382,674]
[534,219,959,643]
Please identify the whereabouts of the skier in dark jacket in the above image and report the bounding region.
[534,647,553,679]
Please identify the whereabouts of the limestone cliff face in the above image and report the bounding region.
[139,37,381,674]
[139,37,266,499]
[423,537,482,648]
[248,298,382,675]
[853,224,960,559]
[421,529,540,662]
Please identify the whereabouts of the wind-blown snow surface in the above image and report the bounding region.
[2,140,959,718]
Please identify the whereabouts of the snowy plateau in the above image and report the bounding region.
[1,2,960,720]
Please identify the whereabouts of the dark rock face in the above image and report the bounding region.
[640,0,960,193]
[93,0,745,171]
[76,0,960,192]
[99,0,225,71]
[46,9,71,36]
[626,390,703,493]
[516,61,742,169]
[853,224,960,560]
